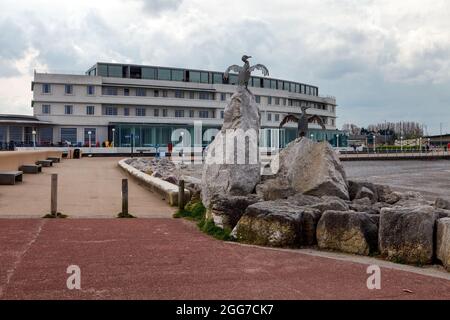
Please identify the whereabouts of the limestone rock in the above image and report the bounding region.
[255,178,295,201]
[375,184,400,204]
[234,200,321,247]
[316,210,378,255]
[348,180,378,202]
[379,205,437,265]
[308,196,349,212]
[209,195,261,229]
[267,138,349,200]
[435,197,450,210]
[201,86,261,209]
[436,218,450,271]
[355,187,376,203]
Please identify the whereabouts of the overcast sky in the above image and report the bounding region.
[1,0,449,134]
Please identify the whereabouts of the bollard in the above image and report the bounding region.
[178,179,185,211]
[122,178,128,216]
[51,173,58,217]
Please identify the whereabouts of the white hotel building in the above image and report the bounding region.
[26,62,342,149]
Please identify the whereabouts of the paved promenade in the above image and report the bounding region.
[0,157,174,218]
[1,219,449,300]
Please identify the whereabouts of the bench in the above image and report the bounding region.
[0,171,23,185]
[36,159,53,167]
[19,164,42,174]
[47,157,60,163]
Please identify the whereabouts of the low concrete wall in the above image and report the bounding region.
[118,159,191,207]
[0,150,63,171]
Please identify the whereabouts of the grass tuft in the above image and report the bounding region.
[43,212,68,219]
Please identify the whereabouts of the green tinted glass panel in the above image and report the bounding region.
[277,81,283,89]
[270,80,277,89]
[108,65,122,78]
[142,67,156,79]
[97,64,108,76]
[283,82,289,90]
[190,71,200,82]
[158,68,171,80]
[263,79,270,88]
[171,69,184,81]
[229,74,238,85]
[200,72,209,83]
[295,84,300,93]
[252,77,261,87]
[213,73,223,84]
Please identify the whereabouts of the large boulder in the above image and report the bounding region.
[379,205,437,265]
[265,138,349,200]
[316,210,378,255]
[436,218,450,271]
[201,86,261,209]
[233,200,321,247]
[308,196,349,212]
[209,194,261,229]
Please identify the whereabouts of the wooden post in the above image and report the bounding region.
[178,179,185,210]
[51,174,58,217]
[122,179,128,216]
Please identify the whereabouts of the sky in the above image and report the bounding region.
[0,0,449,134]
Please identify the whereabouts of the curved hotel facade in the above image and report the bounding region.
[30,62,342,149]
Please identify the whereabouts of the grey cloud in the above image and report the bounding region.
[134,0,183,15]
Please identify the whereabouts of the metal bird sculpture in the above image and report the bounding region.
[224,55,269,88]
[279,106,326,138]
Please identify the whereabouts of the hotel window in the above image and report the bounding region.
[124,88,130,96]
[301,85,305,94]
[268,96,272,105]
[220,111,224,119]
[283,82,289,91]
[277,80,283,90]
[221,93,226,101]
[189,91,195,99]
[255,95,261,103]
[175,90,184,98]
[154,109,159,117]
[175,110,185,118]
[189,110,194,118]
[275,114,280,122]
[171,69,184,81]
[124,107,130,116]
[136,88,146,96]
[252,77,261,87]
[154,90,159,97]
[87,85,95,95]
[42,83,51,94]
[270,80,277,90]
[64,105,73,115]
[212,73,223,84]
[61,128,77,144]
[158,68,171,81]
[108,65,122,78]
[102,87,118,95]
[267,113,272,121]
[295,84,300,93]
[189,71,201,83]
[200,72,209,83]
[42,105,51,114]
[275,97,280,105]
[199,110,209,118]
[104,106,118,116]
[199,92,210,100]
[283,98,287,106]
[263,79,270,88]
[65,84,73,95]
[86,106,95,115]
[162,109,168,117]
[142,67,156,80]
[162,90,168,98]
[136,107,146,116]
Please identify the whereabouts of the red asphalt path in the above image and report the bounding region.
[0,219,449,300]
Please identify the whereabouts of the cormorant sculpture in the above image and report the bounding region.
[279,106,326,138]
[224,55,269,88]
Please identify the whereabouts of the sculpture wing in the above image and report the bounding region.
[249,64,269,77]
[279,114,299,128]
[308,115,326,129]
[224,65,242,79]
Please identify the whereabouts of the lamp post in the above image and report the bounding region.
[400,136,403,152]
[180,131,184,164]
[88,131,92,152]
[32,130,36,149]
[310,133,314,141]
[373,134,376,153]
[336,134,339,148]
[112,128,115,148]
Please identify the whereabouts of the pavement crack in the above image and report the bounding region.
[0,220,46,298]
